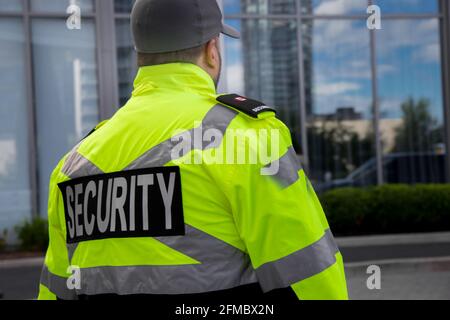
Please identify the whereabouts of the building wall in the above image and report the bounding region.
[0,0,448,233]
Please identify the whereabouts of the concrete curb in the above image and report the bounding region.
[344,256,450,276]
[336,231,450,247]
[0,257,44,269]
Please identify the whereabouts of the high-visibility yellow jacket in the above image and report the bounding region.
[38,63,348,300]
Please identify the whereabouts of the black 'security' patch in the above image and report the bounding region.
[58,167,185,244]
[217,94,276,118]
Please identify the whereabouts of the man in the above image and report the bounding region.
[38,0,348,300]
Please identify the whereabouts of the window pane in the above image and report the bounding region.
[224,0,296,15]
[32,19,99,218]
[377,19,446,184]
[0,0,22,12]
[301,0,368,15]
[305,19,375,191]
[223,19,302,152]
[0,19,31,233]
[115,0,136,13]
[374,0,438,14]
[31,0,94,13]
[116,19,137,107]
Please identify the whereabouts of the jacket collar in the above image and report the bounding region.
[132,63,217,97]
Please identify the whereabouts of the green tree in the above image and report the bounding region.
[394,97,442,153]
[308,120,374,181]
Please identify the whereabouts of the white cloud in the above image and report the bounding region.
[312,19,370,60]
[377,19,440,57]
[314,0,365,15]
[378,64,396,75]
[0,140,16,175]
[314,81,361,96]
[413,43,440,63]
[308,17,440,92]
[379,97,406,118]
[225,64,244,95]
[312,13,440,62]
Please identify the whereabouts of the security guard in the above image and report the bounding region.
[38,0,348,300]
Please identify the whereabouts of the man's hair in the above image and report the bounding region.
[137,44,205,67]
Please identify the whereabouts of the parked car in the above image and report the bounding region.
[315,152,447,193]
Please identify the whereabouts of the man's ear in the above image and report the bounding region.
[204,38,220,68]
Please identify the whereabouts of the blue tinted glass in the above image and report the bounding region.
[224,0,296,15]
[31,0,94,13]
[305,19,376,189]
[375,0,438,14]
[116,19,137,107]
[0,0,22,12]
[32,19,99,219]
[301,0,368,15]
[223,18,303,153]
[115,0,136,13]
[377,19,446,183]
[0,19,31,234]
[223,20,244,95]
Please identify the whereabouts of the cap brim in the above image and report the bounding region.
[221,23,240,39]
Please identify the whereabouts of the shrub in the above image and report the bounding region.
[0,229,7,252]
[14,217,49,252]
[320,184,450,236]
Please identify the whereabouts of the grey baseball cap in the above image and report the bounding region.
[131,0,240,54]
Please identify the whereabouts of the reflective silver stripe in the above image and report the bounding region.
[61,146,103,179]
[74,226,257,296]
[67,243,78,263]
[77,262,256,296]
[61,104,236,177]
[255,229,339,292]
[59,225,257,296]
[126,104,238,170]
[154,224,258,287]
[62,146,100,262]
[266,147,302,188]
[55,104,255,295]
[40,265,77,300]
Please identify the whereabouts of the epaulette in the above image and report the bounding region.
[217,94,277,118]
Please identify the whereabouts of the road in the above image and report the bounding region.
[1,240,450,300]
[0,262,41,300]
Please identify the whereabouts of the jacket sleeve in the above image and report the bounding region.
[38,157,77,300]
[223,119,348,300]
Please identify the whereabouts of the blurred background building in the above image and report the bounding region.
[0,0,450,237]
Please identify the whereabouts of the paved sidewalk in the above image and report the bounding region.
[1,231,450,300]
[345,257,450,300]
[0,258,42,300]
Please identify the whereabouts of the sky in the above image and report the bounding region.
[222,0,444,123]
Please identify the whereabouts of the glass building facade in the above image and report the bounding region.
[223,0,449,192]
[0,0,449,235]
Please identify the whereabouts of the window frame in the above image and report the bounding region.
[0,0,449,222]
[223,0,449,185]
[0,0,119,219]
